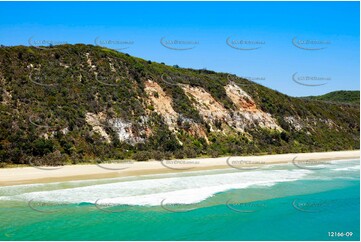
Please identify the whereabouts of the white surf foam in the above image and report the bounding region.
[0,168,312,206]
[332,164,360,171]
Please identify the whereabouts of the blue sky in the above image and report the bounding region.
[0,1,359,97]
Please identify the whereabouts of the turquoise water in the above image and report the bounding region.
[0,159,359,241]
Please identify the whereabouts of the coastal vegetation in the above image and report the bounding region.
[0,44,359,166]
[301,91,360,105]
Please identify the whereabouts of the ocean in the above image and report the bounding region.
[0,159,359,241]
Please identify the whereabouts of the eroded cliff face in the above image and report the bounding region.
[143,80,208,143]
[85,112,111,143]
[1,44,358,164]
[182,84,231,133]
[224,83,281,131]
[144,79,178,131]
[86,78,283,145]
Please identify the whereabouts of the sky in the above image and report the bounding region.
[0,1,359,97]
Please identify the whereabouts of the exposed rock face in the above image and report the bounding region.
[144,80,208,142]
[111,78,284,144]
[108,118,145,145]
[85,112,111,143]
[284,116,303,131]
[0,45,358,165]
[284,116,337,132]
[182,84,231,132]
[225,83,281,131]
[85,112,148,145]
[91,79,285,144]
[144,79,178,131]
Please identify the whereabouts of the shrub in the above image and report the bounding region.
[32,139,54,156]
[174,150,185,159]
[133,151,151,161]
[210,150,219,158]
[29,150,67,166]
[152,150,165,161]
[184,148,197,158]
[164,151,173,160]
[147,105,154,111]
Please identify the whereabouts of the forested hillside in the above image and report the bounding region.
[0,44,359,166]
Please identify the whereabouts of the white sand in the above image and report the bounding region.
[0,150,358,186]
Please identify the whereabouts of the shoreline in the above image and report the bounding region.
[0,150,359,186]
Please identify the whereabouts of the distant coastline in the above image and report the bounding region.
[0,150,358,186]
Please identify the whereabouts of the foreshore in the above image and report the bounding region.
[0,150,359,186]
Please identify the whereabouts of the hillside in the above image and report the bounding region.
[0,44,359,166]
[301,91,360,105]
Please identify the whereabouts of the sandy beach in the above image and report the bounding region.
[0,150,359,186]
